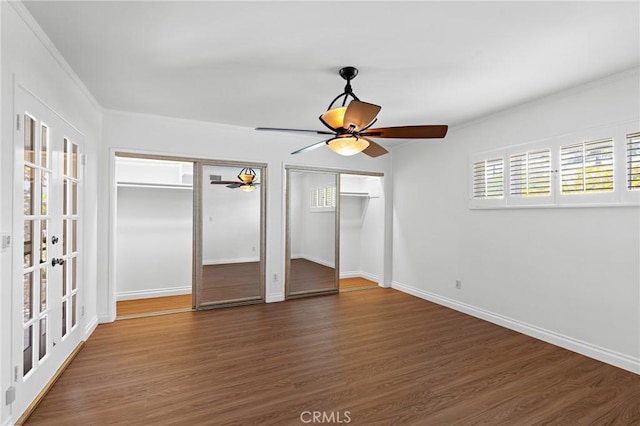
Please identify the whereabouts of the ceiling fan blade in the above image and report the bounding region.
[291,139,330,155]
[211,180,242,185]
[361,138,389,158]
[226,183,243,188]
[255,127,335,136]
[344,101,381,131]
[362,125,448,139]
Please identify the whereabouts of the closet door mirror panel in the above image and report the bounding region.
[198,164,263,306]
[286,169,339,297]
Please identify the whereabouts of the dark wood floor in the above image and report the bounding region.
[25,289,640,425]
[202,261,261,303]
[117,295,192,318]
[289,258,335,293]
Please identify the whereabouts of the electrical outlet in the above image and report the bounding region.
[273,273,278,282]
[455,280,462,289]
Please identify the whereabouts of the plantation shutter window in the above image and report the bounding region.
[560,138,614,194]
[510,149,551,197]
[627,132,640,191]
[473,158,504,199]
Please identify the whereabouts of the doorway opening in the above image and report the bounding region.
[114,156,194,318]
[339,174,383,292]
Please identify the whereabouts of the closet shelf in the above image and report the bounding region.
[117,182,193,190]
[340,192,379,199]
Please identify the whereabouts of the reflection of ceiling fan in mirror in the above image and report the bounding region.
[210,167,259,192]
[255,66,448,157]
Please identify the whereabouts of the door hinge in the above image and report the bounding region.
[5,386,15,405]
[81,154,86,166]
[14,366,18,382]
[16,114,22,131]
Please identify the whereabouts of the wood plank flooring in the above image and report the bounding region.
[340,276,378,291]
[25,289,640,425]
[289,258,335,293]
[116,295,192,318]
[117,261,376,318]
[202,261,262,303]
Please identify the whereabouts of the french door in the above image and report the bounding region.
[12,87,83,418]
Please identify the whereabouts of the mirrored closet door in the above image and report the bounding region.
[286,168,339,298]
[195,163,266,308]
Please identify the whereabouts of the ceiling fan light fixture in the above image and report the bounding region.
[319,106,347,130]
[237,167,257,184]
[327,136,369,156]
[240,184,256,192]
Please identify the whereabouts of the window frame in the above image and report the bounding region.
[469,120,640,209]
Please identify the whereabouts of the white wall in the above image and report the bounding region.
[101,110,392,320]
[116,187,193,300]
[391,68,640,373]
[1,2,102,424]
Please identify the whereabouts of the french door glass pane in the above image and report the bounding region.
[24,166,35,215]
[40,124,49,168]
[40,220,48,264]
[62,219,68,256]
[23,273,33,322]
[71,143,78,178]
[39,317,47,360]
[71,294,77,327]
[24,220,33,268]
[23,326,33,375]
[71,220,77,253]
[40,267,47,312]
[62,262,67,297]
[63,179,68,216]
[71,257,77,291]
[24,115,35,163]
[63,138,68,176]
[41,171,49,215]
[71,182,78,214]
[61,301,67,337]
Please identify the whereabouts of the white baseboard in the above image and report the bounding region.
[203,257,260,266]
[116,286,191,301]
[293,255,335,269]
[392,281,640,375]
[3,416,13,426]
[339,270,379,282]
[84,315,99,339]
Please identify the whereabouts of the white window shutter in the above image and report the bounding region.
[510,149,551,197]
[627,132,640,191]
[561,138,614,194]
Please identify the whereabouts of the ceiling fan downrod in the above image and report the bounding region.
[327,66,360,110]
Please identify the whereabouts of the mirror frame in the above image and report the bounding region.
[285,166,344,299]
[194,160,267,309]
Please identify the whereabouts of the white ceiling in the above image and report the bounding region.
[23,1,640,142]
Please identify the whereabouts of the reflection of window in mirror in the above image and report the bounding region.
[310,186,336,211]
[287,170,338,297]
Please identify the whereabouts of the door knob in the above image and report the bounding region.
[51,258,65,267]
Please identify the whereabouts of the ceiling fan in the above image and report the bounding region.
[210,167,259,192]
[255,66,448,157]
